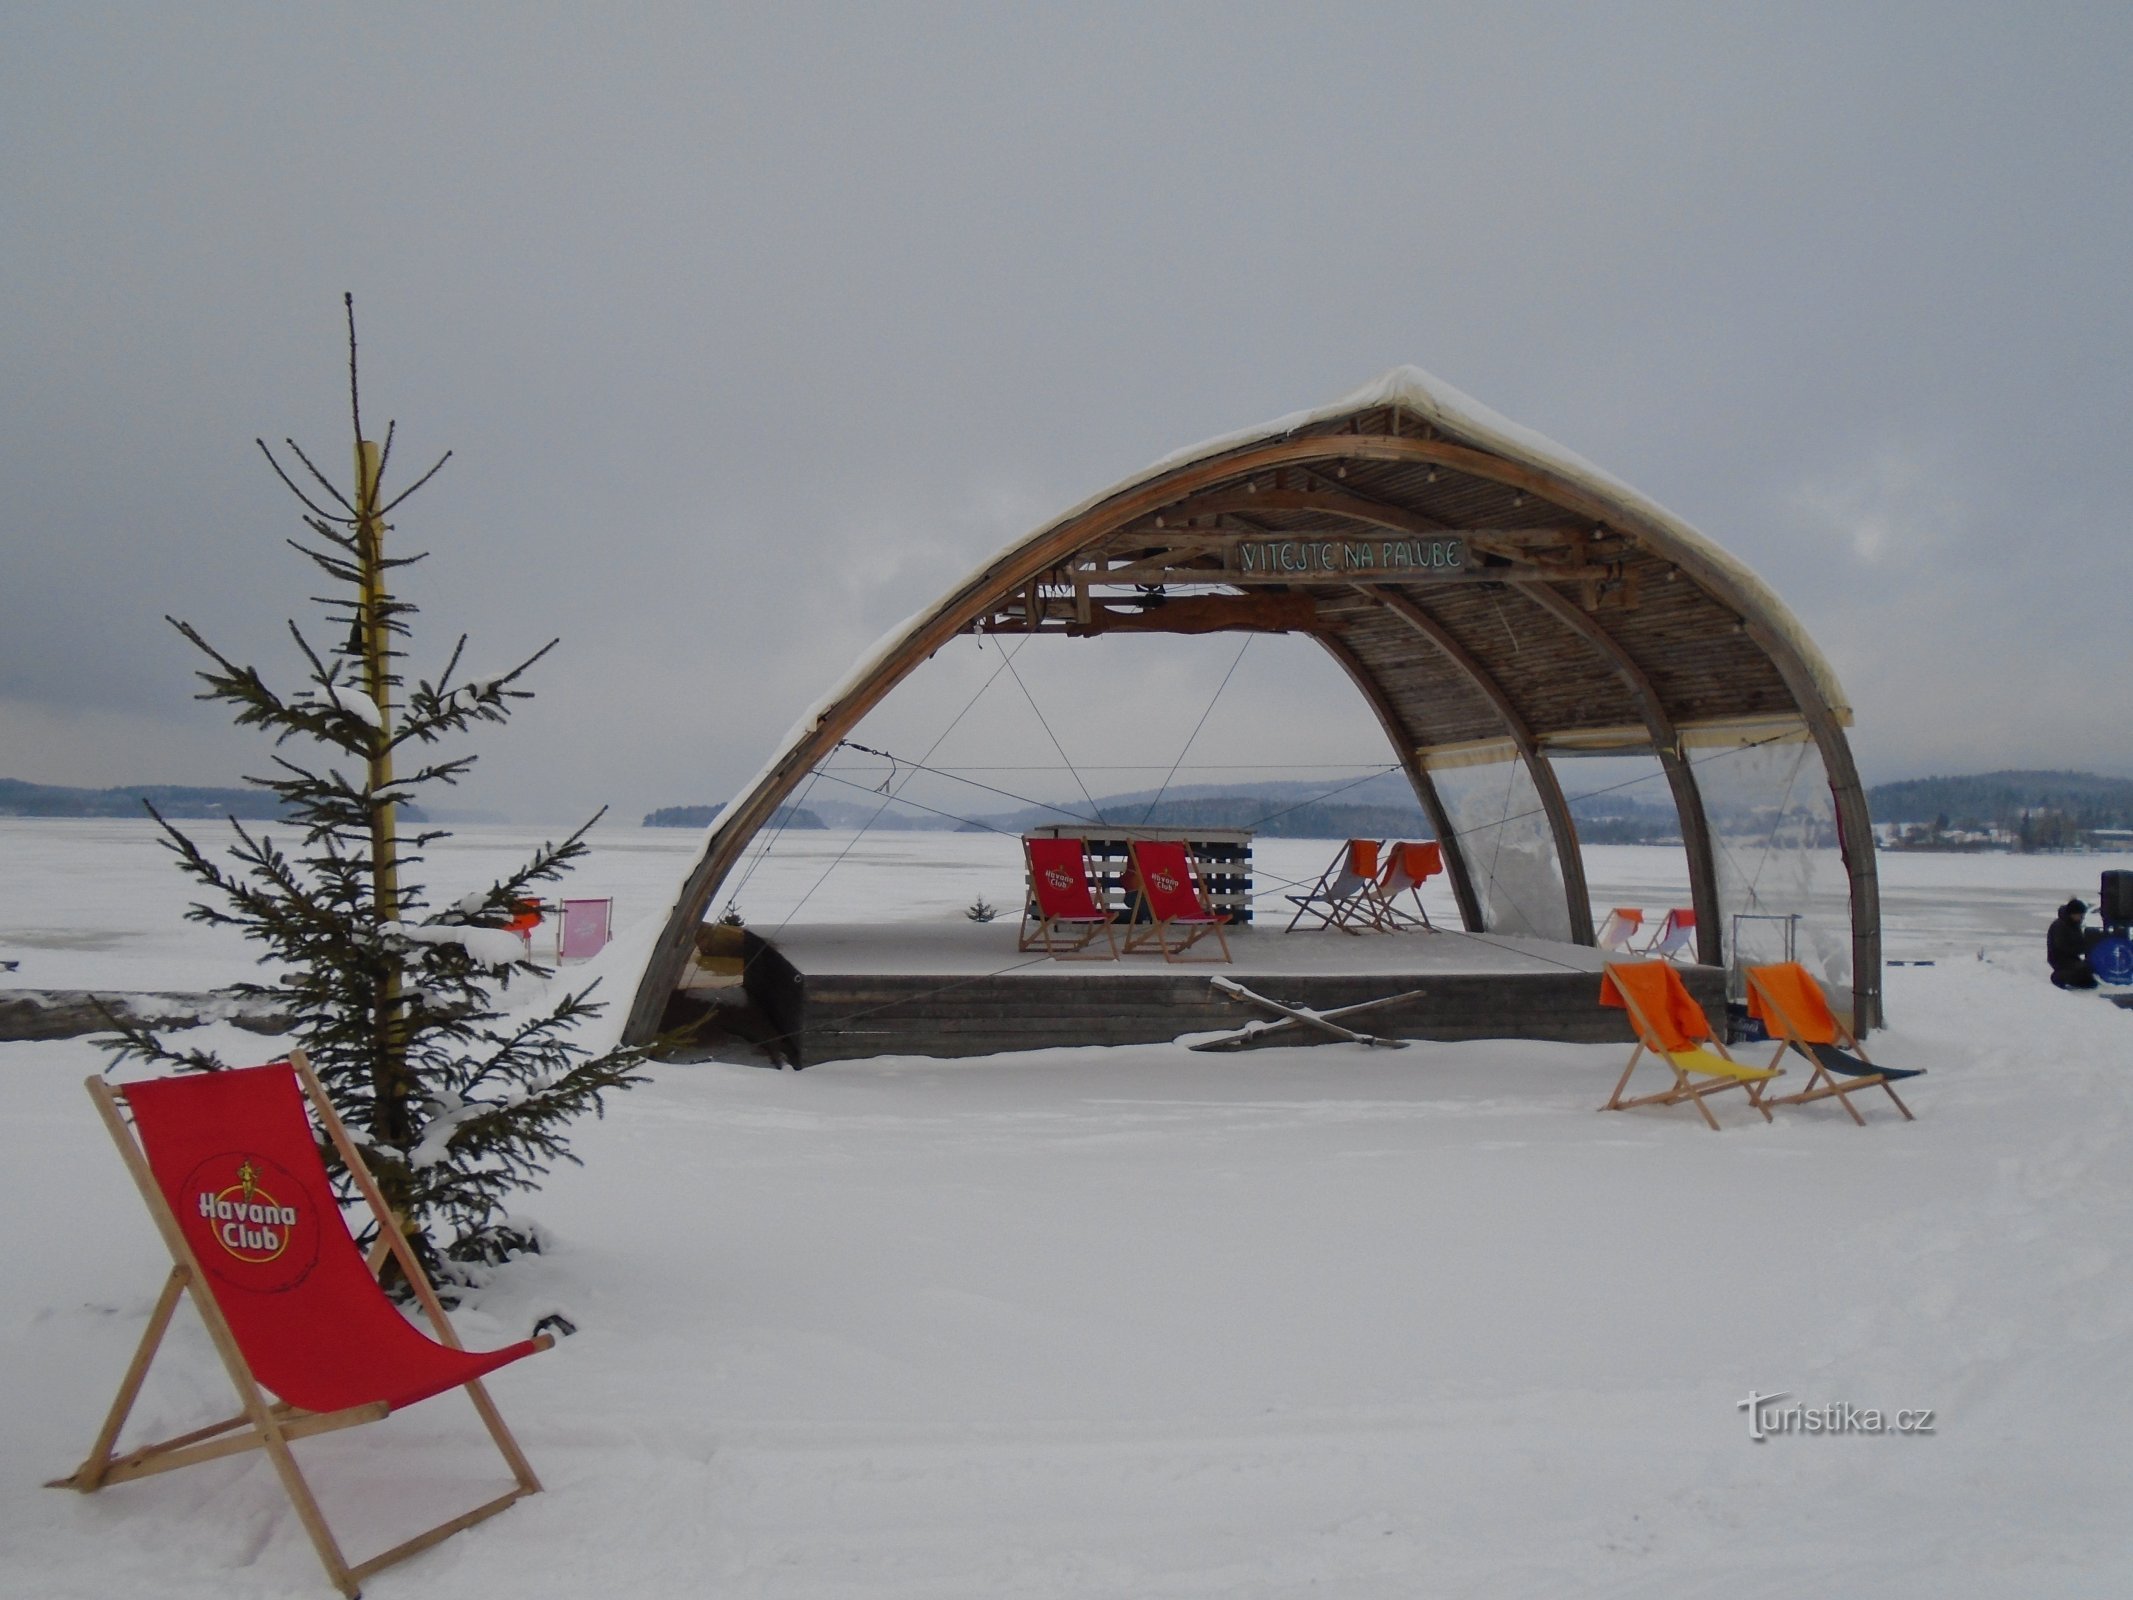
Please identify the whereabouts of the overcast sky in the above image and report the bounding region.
[5,3,2129,827]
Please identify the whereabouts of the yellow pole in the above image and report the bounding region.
[353,439,408,1150]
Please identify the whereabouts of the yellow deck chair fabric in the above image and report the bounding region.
[1599,962,1781,1130]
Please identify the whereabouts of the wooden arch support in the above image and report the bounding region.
[624,426,1877,1044]
[1512,583,1724,969]
[1314,633,1486,932]
[1356,585,1594,944]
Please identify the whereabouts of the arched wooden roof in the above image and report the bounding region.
[625,368,1879,1044]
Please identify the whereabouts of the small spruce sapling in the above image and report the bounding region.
[103,299,644,1285]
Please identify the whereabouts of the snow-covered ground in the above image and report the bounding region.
[5,821,2131,1597]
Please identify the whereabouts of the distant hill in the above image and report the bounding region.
[645,769,2133,847]
[643,802,825,829]
[0,779,288,821]
[959,796,1435,841]
[1866,770,2133,826]
[0,779,440,824]
[957,772,1684,843]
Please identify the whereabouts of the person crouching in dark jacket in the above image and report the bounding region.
[2049,898,2099,989]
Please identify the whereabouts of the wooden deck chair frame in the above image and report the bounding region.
[1018,836,1121,959]
[1283,839,1391,934]
[1121,839,1233,964]
[1639,907,1696,960]
[1599,963,1782,1131]
[1744,964,1916,1125]
[50,1050,551,1598]
[1366,841,1441,931]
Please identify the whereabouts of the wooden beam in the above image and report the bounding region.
[1515,583,1724,970]
[1061,593,1319,636]
[1740,616,1883,1031]
[1075,556,1614,587]
[1358,585,1595,944]
[1150,486,1575,544]
[1313,634,1486,933]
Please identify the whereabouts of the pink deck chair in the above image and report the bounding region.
[1019,836,1120,959]
[1639,907,1696,960]
[1122,839,1232,963]
[1284,839,1389,933]
[1596,907,1645,951]
[1368,840,1442,930]
[52,1053,550,1596]
[559,897,612,961]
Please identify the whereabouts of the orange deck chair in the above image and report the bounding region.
[1122,838,1232,963]
[1019,836,1121,959]
[505,897,545,952]
[1284,839,1389,933]
[52,1053,550,1597]
[1369,840,1442,930]
[1639,907,1696,960]
[1745,962,1921,1123]
[1598,961,1782,1129]
[1595,907,1644,951]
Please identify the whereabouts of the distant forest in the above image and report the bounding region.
[638,769,2133,851]
[1864,770,2133,850]
[29,767,2122,849]
[1,778,290,820]
[0,778,443,824]
[643,802,824,829]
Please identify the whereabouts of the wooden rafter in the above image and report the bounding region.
[1315,634,1485,933]
[1515,582,1723,969]
[1358,584,1595,944]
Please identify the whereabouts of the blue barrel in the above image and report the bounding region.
[2090,935,2133,986]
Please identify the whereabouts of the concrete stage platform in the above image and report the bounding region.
[682,921,1726,1068]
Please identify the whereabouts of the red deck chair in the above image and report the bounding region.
[1368,840,1442,930]
[51,1052,550,1597]
[1598,961,1782,1130]
[1284,839,1389,933]
[1122,839,1232,963]
[1595,906,1645,951]
[1639,906,1696,960]
[1019,836,1120,959]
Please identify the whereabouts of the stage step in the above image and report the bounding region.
[784,966,1728,1068]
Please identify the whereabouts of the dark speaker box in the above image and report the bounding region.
[2101,870,2133,927]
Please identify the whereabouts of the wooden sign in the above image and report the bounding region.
[1224,536,1466,580]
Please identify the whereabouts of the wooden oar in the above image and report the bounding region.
[1196,977,1417,1051]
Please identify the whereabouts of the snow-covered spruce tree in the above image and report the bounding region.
[103,299,644,1284]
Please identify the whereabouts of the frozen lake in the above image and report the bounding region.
[2,818,2114,994]
[4,819,2130,1597]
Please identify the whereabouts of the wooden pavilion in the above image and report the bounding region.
[623,368,1877,1057]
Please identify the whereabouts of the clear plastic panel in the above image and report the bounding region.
[1549,750,1695,943]
[1428,746,1572,941]
[1684,727,1852,990]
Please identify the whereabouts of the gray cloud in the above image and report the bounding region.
[5,4,2128,824]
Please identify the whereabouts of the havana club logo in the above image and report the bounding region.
[182,1152,322,1293]
[200,1158,298,1262]
[1044,867,1074,891]
[1151,868,1181,895]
